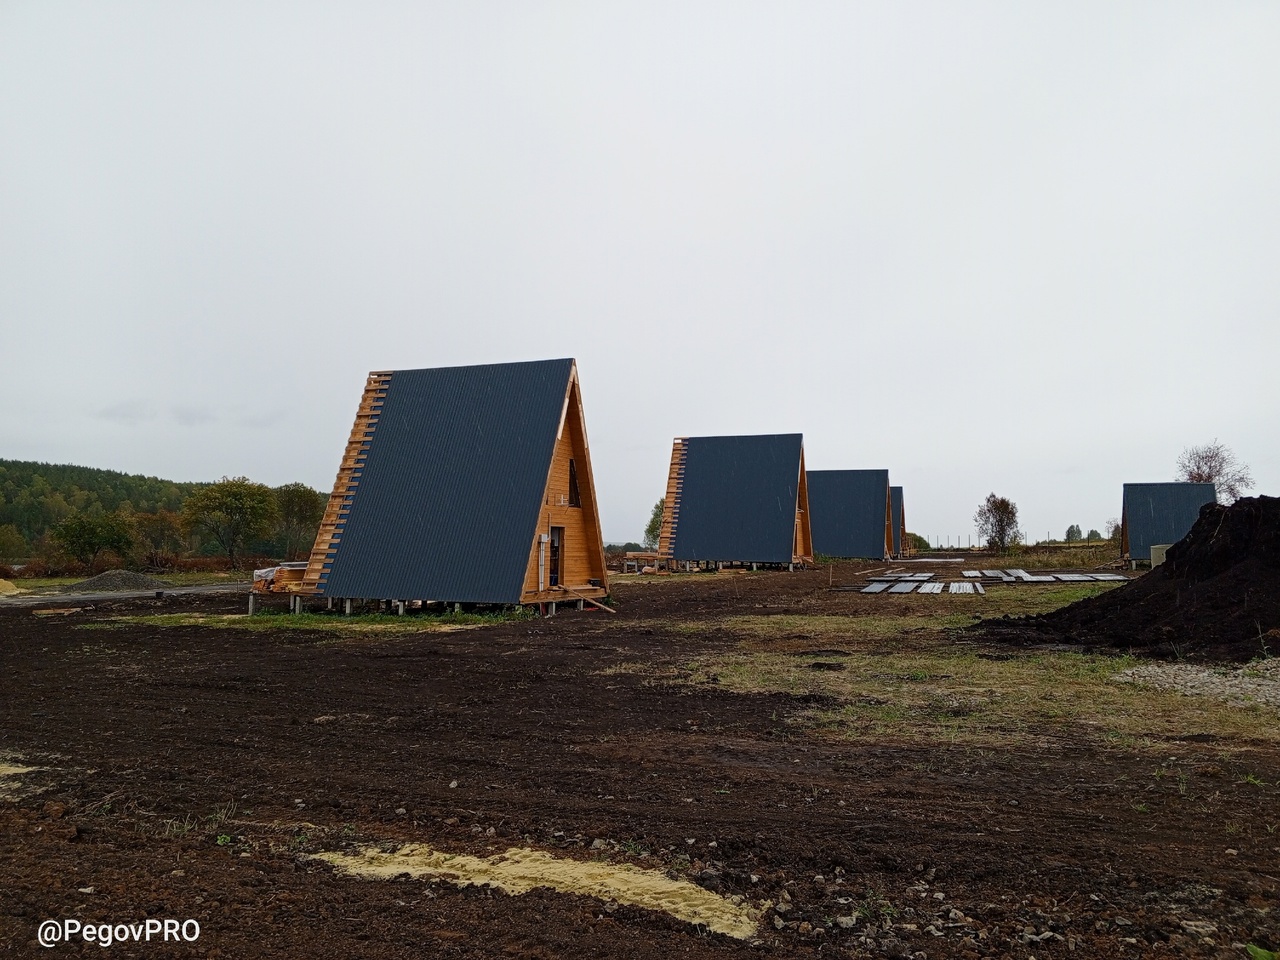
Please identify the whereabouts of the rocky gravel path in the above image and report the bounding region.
[1116,658,1280,710]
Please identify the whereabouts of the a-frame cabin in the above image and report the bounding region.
[1119,482,1216,562]
[658,434,813,568]
[301,358,608,607]
[807,469,892,560]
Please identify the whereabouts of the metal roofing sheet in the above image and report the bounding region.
[319,358,575,603]
[807,469,890,559]
[671,434,803,563]
[1122,482,1217,560]
[890,486,904,555]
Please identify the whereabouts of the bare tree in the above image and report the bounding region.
[1175,439,1253,504]
[974,493,1021,553]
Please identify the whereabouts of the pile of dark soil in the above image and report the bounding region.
[980,495,1280,662]
[64,570,169,593]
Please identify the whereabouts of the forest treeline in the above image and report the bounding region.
[0,459,200,542]
[0,459,327,571]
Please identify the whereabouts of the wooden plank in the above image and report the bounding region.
[301,371,394,595]
[657,438,687,559]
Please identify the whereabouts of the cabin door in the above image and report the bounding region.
[549,527,564,587]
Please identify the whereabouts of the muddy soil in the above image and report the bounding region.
[1,569,1277,959]
[980,496,1280,662]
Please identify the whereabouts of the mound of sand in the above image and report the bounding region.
[0,579,18,596]
[64,570,169,593]
[977,495,1280,662]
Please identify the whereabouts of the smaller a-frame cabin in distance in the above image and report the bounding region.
[890,486,908,558]
[298,358,608,613]
[658,434,813,570]
[1120,482,1216,564]
[806,469,892,560]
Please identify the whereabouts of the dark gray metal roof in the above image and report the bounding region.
[671,434,803,563]
[319,358,575,603]
[1122,482,1217,560]
[890,485,904,556]
[808,470,890,559]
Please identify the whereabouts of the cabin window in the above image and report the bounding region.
[568,459,581,507]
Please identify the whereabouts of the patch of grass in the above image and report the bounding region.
[161,814,198,838]
[664,613,974,646]
[978,544,1120,569]
[92,607,531,637]
[676,646,1279,749]
[661,584,1120,651]
[8,577,82,591]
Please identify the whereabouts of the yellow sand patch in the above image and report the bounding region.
[0,761,39,800]
[314,844,760,940]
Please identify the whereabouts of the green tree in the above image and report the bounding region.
[0,523,28,559]
[905,532,930,554]
[1086,528,1101,541]
[181,477,280,569]
[643,499,665,550]
[274,482,327,559]
[133,509,185,567]
[975,493,1022,553]
[51,512,134,570]
[1065,524,1082,543]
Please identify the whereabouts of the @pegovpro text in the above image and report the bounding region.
[38,918,201,948]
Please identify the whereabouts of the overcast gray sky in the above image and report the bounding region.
[2,2,1277,543]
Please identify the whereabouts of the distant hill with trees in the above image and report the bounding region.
[0,459,202,545]
[0,459,327,569]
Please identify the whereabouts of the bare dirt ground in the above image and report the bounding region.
[1,566,1277,959]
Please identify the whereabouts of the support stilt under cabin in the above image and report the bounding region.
[295,358,610,611]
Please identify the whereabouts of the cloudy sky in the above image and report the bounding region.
[2,2,1277,543]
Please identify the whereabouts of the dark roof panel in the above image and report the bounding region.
[672,434,803,563]
[808,470,890,559]
[1122,482,1217,560]
[890,486,904,555]
[320,358,574,603]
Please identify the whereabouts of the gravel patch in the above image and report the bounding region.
[64,570,169,593]
[1114,659,1280,711]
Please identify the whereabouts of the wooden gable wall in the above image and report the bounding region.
[793,449,813,564]
[519,367,609,603]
